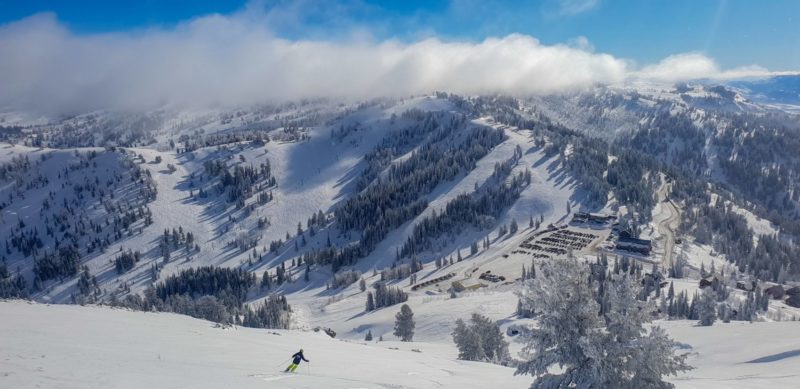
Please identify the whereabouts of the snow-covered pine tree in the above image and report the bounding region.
[452,313,509,364]
[515,258,605,386]
[604,274,693,387]
[452,318,483,361]
[697,287,717,326]
[365,291,375,312]
[365,329,373,341]
[393,304,415,342]
[515,259,691,387]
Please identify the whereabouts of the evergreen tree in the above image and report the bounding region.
[452,313,509,364]
[453,318,483,361]
[366,291,375,312]
[393,304,415,341]
[697,288,718,326]
[515,258,604,386]
[516,259,691,387]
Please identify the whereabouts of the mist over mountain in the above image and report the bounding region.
[0,8,774,116]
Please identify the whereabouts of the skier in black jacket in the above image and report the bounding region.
[284,349,309,372]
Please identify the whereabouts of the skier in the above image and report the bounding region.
[284,349,309,373]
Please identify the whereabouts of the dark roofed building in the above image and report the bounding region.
[572,212,615,224]
[588,213,616,223]
[616,236,652,255]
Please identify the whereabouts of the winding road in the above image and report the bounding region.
[656,179,680,268]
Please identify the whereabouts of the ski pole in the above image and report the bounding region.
[274,357,291,369]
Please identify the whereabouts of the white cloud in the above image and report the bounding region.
[0,13,629,114]
[556,0,600,16]
[634,52,770,82]
[0,12,774,115]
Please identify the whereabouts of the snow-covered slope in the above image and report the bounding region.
[3,91,800,388]
[0,95,587,306]
[3,301,799,389]
[0,301,529,389]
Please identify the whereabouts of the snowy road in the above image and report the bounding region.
[656,179,680,268]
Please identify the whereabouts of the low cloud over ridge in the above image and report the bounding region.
[0,12,770,115]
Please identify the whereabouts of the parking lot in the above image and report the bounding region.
[517,226,601,258]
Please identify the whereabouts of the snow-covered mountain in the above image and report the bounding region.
[727,74,800,107]
[2,87,800,388]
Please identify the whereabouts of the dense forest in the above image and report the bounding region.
[112,266,291,329]
[298,112,506,270]
[400,149,531,257]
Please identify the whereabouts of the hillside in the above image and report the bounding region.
[3,301,800,389]
[1,88,800,388]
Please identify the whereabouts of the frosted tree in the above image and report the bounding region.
[365,329,373,341]
[697,288,717,326]
[452,313,509,364]
[359,278,367,292]
[393,304,415,341]
[470,314,509,363]
[631,326,693,388]
[452,318,483,360]
[604,274,692,388]
[516,259,691,388]
[515,258,606,387]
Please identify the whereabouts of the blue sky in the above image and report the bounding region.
[2,0,798,70]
